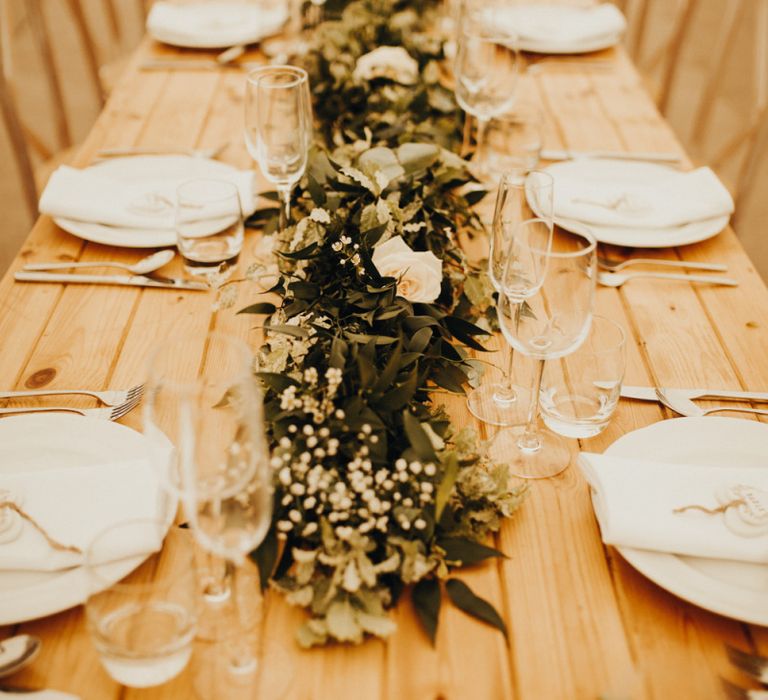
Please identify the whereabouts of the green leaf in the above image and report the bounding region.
[431,364,468,394]
[249,526,279,591]
[288,281,321,300]
[372,341,402,393]
[437,537,506,567]
[435,452,459,522]
[412,578,441,645]
[376,368,418,411]
[445,579,508,639]
[402,409,437,462]
[407,326,433,353]
[464,188,488,206]
[278,242,319,260]
[397,142,440,173]
[307,173,327,205]
[329,336,348,370]
[237,302,277,315]
[264,324,310,339]
[257,372,301,393]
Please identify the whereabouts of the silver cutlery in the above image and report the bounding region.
[526,60,614,74]
[139,59,261,71]
[621,386,768,404]
[597,255,727,273]
[0,384,144,408]
[655,388,768,418]
[0,393,142,420]
[541,148,682,164]
[216,44,246,64]
[722,678,768,700]
[597,270,738,287]
[23,250,174,276]
[97,143,228,159]
[727,645,768,685]
[0,636,41,679]
[14,271,209,291]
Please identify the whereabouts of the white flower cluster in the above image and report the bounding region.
[331,234,364,274]
[278,366,343,423]
[273,419,440,542]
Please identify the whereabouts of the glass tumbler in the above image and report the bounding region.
[85,520,197,689]
[539,315,626,439]
[176,178,244,280]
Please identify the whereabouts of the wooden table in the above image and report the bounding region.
[2,33,768,700]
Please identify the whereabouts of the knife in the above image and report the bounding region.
[14,271,209,291]
[541,149,682,164]
[621,385,768,403]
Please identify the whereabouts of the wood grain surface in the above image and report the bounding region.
[1,34,767,700]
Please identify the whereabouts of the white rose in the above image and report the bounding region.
[352,46,420,85]
[372,236,443,304]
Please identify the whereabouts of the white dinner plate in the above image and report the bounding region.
[0,415,173,625]
[604,417,768,625]
[534,159,729,247]
[147,1,287,49]
[496,4,625,55]
[53,156,249,248]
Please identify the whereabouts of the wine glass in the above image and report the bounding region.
[467,172,553,426]
[143,333,283,694]
[491,224,597,479]
[454,2,521,179]
[245,65,313,231]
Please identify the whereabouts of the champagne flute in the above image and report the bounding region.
[454,2,521,179]
[245,65,313,231]
[491,225,597,479]
[467,172,553,426]
[143,333,283,693]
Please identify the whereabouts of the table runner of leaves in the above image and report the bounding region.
[242,0,526,647]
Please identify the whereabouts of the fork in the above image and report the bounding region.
[727,645,768,685]
[597,255,727,273]
[597,270,739,288]
[722,678,768,699]
[655,388,768,418]
[0,384,144,408]
[0,393,142,421]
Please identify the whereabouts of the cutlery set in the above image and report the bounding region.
[0,384,144,421]
[13,251,208,291]
[596,254,736,288]
[621,385,768,417]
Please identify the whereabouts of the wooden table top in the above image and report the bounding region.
[1,32,768,700]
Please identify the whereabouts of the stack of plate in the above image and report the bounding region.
[532,159,734,248]
[494,3,626,55]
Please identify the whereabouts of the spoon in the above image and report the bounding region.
[216,44,246,65]
[0,635,41,678]
[23,249,175,276]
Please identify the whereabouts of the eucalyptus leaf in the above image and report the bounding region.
[412,578,441,644]
[445,579,508,639]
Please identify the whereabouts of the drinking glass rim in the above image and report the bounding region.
[176,177,240,206]
[499,169,553,190]
[246,64,309,89]
[587,314,627,354]
[509,218,597,258]
[85,517,193,594]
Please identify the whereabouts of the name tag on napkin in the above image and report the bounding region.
[578,452,768,563]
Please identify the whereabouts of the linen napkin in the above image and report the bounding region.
[147,1,286,46]
[39,163,256,230]
[495,4,626,45]
[578,452,768,563]
[0,459,162,572]
[552,165,734,229]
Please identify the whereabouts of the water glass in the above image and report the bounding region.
[486,101,544,179]
[85,520,197,689]
[540,315,626,438]
[176,178,244,280]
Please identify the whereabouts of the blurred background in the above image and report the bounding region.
[0,0,765,280]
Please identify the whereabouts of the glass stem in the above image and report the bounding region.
[518,358,545,453]
[278,186,292,231]
[226,561,259,676]
[500,303,522,393]
[475,117,489,176]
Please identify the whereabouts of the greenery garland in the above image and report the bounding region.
[241,0,526,647]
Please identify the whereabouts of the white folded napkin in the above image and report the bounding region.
[0,459,162,572]
[147,1,286,46]
[39,164,256,230]
[579,452,768,563]
[553,165,734,229]
[495,4,626,44]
